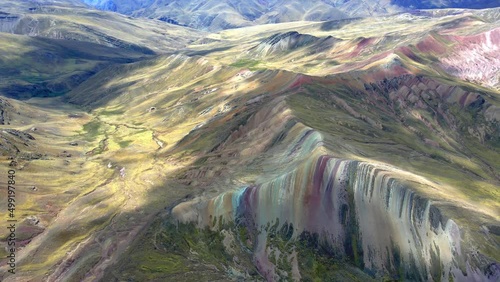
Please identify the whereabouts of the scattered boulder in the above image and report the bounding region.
[59,151,72,157]
[119,167,126,178]
[4,129,36,141]
[19,152,43,160]
[26,215,40,226]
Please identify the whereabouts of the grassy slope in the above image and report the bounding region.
[0,33,152,99]
[0,0,205,52]
[0,8,499,282]
[101,11,499,280]
[0,0,206,100]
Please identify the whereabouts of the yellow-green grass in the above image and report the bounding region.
[1,8,499,281]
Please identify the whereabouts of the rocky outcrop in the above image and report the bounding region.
[0,129,37,156]
[440,28,500,90]
[172,151,499,281]
[168,70,500,280]
[0,12,20,32]
[0,98,14,125]
[361,74,500,145]
[251,31,336,56]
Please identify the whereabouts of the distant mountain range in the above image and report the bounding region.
[79,0,500,30]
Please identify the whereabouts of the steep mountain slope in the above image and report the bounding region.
[0,33,148,100]
[0,0,205,99]
[0,0,203,52]
[0,5,499,282]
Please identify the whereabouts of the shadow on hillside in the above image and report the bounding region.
[0,36,153,100]
[182,46,233,56]
[320,18,359,31]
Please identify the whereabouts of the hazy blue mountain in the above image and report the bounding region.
[82,0,118,11]
[78,0,500,30]
[391,0,500,9]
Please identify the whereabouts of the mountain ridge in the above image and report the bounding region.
[80,0,500,30]
[0,1,498,281]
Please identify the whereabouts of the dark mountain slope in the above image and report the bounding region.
[0,0,205,99]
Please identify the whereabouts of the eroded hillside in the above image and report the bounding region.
[0,6,499,282]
